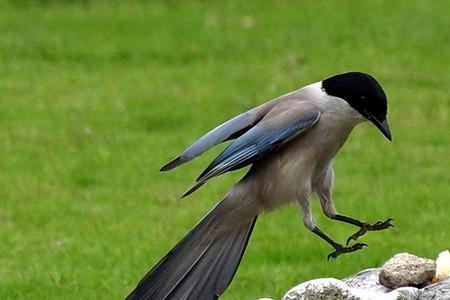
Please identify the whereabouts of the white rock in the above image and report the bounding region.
[435,250,450,282]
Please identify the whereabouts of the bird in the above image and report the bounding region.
[126,71,394,300]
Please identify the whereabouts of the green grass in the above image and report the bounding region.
[0,1,449,299]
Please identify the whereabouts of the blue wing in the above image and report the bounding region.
[160,99,282,171]
[182,102,320,197]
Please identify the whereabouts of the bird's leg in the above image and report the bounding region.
[311,227,367,260]
[331,214,394,245]
[299,194,367,260]
[315,171,394,246]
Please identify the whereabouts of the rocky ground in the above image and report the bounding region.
[258,251,450,300]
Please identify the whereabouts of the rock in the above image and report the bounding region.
[282,278,365,300]
[281,278,418,300]
[262,252,449,300]
[434,250,450,282]
[379,253,436,289]
[418,278,450,300]
[391,287,421,299]
[343,268,390,293]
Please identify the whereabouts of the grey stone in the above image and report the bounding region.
[379,253,436,289]
[277,276,449,300]
[266,253,450,300]
[344,268,420,299]
[344,268,391,293]
[418,278,450,300]
[391,287,421,299]
[281,278,415,300]
[282,278,360,300]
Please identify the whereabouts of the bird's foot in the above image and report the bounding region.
[346,218,394,245]
[327,243,368,260]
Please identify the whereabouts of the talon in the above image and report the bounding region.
[346,218,394,244]
[386,218,395,228]
[327,243,368,260]
[369,218,394,230]
[346,227,367,245]
[327,252,336,261]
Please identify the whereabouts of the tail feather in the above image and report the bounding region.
[168,235,233,300]
[168,218,257,300]
[126,200,257,300]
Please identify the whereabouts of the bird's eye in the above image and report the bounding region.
[360,96,367,100]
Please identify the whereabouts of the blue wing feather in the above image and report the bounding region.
[182,104,320,197]
[160,100,281,171]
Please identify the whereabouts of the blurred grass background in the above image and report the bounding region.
[0,1,449,299]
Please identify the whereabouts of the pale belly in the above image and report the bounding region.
[238,121,352,211]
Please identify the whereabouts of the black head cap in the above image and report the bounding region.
[322,72,392,141]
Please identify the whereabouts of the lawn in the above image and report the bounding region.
[0,1,449,299]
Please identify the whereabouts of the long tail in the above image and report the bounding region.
[126,199,258,300]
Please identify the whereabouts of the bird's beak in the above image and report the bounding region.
[367,115,392,141]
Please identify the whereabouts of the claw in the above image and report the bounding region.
[346,218,394,245]
[346,228,367,245]
[327,243,368,260]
